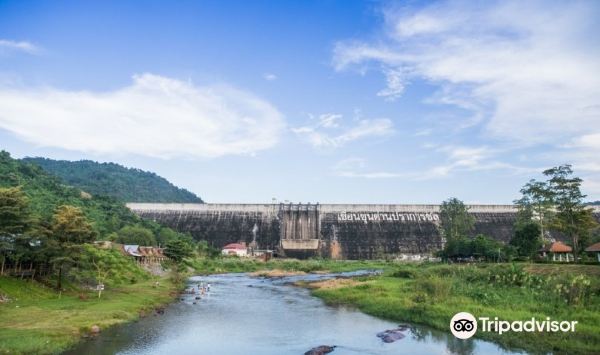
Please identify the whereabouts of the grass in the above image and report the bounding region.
[0,275,178,355]
[186,256,390,274]
[305,262,600,355]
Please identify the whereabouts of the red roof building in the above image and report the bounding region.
[585,242,600,262]
[222,243,248,257]
[539,241,573,262]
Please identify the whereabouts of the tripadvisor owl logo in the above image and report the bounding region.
[450,312,477,339]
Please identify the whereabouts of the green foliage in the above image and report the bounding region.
[164,238,194,263]
[439,197,475,240]
[544,164,598,255]
[196,240,221,258]
[514,179,554,237]
[439,234,506,261]
[23,157,202,203]
[51,205,96,244]
[0,151,142,237]
[553,274,592,306]
[510,222,541,257]
[115,225,156,246]
[48,205,97,289]
[413,275,452,301]
[72,245,149,287]
[0,186,31,235]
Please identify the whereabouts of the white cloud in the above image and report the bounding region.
[316,113,342,128]
[263,73,277,81]
[0,74,284,158]
[377,68,407,101]
[293,113,393,149]
[423,144,539,178]
[0,39,39,54]
[333,1,600,145]
[333,158,408,178]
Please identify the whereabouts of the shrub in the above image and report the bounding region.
[553,275,592,306]
[413,276,452,301]
[392,269,417,279]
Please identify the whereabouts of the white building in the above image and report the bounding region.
[222,243,248,257]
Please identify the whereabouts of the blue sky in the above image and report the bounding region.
[0,0,599,203]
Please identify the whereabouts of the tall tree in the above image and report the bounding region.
[439,197,475,241]
[544,164,597,258]
[0,187,31,275]
[116,225,156,246]
[164,238,193,263]
[510,222,541,258]
[50,205,96,289]
[514,179,554,240]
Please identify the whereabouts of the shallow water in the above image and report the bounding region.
[65,272,519,355]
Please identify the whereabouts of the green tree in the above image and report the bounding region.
[0,187,31,275]
[544,165,598,259]
[514,179,554,239]
[164,238,193,263]
[156,227,178,247]
[439,197,475,241]
[510,222,541,258]
[116,225,156,246]
[50,205,96,289]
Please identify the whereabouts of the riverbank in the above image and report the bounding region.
[0,275,180,355]
[304,262,600,354]
[187,257,390,274]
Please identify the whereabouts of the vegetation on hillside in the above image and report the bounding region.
[23,157,202,203]
[0,150,197,282]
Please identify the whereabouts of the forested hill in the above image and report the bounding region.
[1,151,139,236]
[23,157,203,203]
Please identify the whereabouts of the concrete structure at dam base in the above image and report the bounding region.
[125,203,590,260]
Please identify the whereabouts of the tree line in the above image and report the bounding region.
[438,164,599,262]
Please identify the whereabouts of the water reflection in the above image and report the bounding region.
[65,272,520,355]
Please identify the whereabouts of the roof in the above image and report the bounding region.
[223,243,246,250]
[540,241,572,253]
[585,242,600,252]
[123,245,142,257]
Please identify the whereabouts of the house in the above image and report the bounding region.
[584,242,600,262]
[222,243,248,257]
[138,246,167,264]
[539,241,573,262]
[122,244,166,264]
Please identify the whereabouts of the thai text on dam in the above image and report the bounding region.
[338,212,440,223]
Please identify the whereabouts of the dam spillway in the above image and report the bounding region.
[126,203,531,259]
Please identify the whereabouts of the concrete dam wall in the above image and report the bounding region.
[126,203,549,259]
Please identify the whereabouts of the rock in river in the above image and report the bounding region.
[304,345,336,355]
[376,328,406,343]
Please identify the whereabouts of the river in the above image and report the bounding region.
[66,271,518,354]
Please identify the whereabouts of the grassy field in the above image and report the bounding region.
[0,275,178,355]
[304,262,600,354]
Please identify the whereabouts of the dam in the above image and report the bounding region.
[127,203,526,259]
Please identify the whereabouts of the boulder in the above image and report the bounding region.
[90,325,101,334]
[304,345,336,355]
[376,328,406,343]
